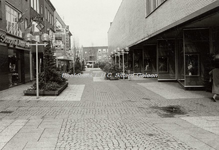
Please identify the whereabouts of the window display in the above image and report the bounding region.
[185,54,199,76]
[158,57,168,72]
[8,50,19,87]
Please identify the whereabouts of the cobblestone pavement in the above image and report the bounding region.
[0,69,219,150]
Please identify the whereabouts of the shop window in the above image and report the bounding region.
[158,57,168,72]
[185,54,199,76]
[8,50,21,87]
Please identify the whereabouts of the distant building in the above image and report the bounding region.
[82,46,108,68]
[54,11,72,72]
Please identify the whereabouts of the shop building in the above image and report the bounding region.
[83,46,108,68]
[0,0,31,91]
[108,0,219,89]
[54,11,72,72]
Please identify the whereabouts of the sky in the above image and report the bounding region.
[51,0,122,47]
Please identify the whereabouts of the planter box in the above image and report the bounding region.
[24,82,68,96]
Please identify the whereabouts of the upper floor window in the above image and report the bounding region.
[24,18,28,29]
[98,49,101,52]
[146,0,166,17]
[31,0,39,13]
[41,5,43,14]
[5,5,22,37]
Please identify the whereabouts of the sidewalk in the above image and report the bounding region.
[0,68,219,150]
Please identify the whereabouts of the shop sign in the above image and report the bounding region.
[0,33,27,48]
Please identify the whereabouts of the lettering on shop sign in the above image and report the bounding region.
[0,33,27,48]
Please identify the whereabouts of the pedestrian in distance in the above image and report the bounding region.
[209,59,219,102]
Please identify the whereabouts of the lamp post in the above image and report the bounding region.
[117,47,121,68]
[113,49,117,65]
[25,33,49,99]
[121,47,129,80]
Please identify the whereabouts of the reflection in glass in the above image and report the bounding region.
[185,54,199,76]
[158,57,168,72]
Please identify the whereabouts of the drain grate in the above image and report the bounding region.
[0,111,13,114]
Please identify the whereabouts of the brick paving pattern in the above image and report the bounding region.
[55,117,195,150]
[0,69,219,149]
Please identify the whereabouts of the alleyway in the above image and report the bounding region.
[0,68,219,150]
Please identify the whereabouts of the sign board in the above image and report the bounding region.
[0,33,27,48]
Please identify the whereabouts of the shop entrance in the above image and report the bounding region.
[8,49,21,87]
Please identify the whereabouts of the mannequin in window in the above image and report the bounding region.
[145,62,149,71]
[188,62,193,75]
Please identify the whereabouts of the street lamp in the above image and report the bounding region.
[113,49,117,65]
[25,33,49,99]
[117,47,121,68]
[121,47,129,80]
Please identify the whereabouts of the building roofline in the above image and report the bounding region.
[46,0,56,11]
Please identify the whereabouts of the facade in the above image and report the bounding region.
[0,0,31,90]
[108,0,219,89]
[97,47,108,62]
[0,0,72,91]
[54,11,72,72]
[82,46,108,68]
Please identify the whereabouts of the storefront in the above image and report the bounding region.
[0,30,31,91]
[56,56,72,72]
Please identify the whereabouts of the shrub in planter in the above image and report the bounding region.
[74,57,83,74]
[44,82,61,91]
[109,64,122,80]
[26,42,67,92]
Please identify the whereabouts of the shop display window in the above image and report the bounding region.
[144,58,151,71]
[8,50,20,87]
[185,54,199,76]
[158,57,168,73]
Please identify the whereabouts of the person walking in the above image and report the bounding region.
[209,60,219,102]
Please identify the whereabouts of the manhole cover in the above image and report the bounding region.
[0,111,13,114]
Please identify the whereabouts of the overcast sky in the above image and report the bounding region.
[51,0,122,47]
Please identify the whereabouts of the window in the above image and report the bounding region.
[98,49,101,52]
[24,18,28,29]
[34,0,37,11]
[47,10,49,22]
[45,8,47,20]
[52,16,53,25]
[5,5,22,37]
[36,0,39,13]
[31,0,39,13]
[146,0,166,17]
[41,5,43,14]
[31,0,34,8]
